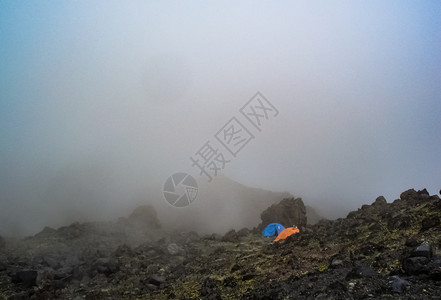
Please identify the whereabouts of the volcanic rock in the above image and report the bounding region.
[390,275,409,293]
[92,258,118,277]
[123,205,161,229]
[411,241,432,259]
[222,229,239,243]
[259,197,307,229]
[404,257,429,274]
[167,243,185,256]
[11,270,38,288]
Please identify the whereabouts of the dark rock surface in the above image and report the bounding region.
[259,196,307,229]
[222,229,239,243]
[1,188,441,299]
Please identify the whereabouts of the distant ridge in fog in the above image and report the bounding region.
[158,174,322,234]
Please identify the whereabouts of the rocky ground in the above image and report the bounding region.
[1,188,440,299]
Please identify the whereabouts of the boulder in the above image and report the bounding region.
[259,197,307,230]
[145,274,165,286]
[125,205,161,229]
[390,275,409,293]
[222,230,239,243]
[167,243,185,256]
[411,241,432,259]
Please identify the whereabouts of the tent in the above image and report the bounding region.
[274,227,299,242]
[263,223,285,237]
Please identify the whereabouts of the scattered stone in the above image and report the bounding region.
[1,187,441,299]
[330,259,344,269]
[167,243,185,256]
[411,241,432,259]
[390,275,409,293]
[145,274,165,286]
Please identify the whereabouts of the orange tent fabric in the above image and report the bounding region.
[274,227,299,241]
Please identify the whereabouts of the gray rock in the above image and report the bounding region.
[167,243,185,256]
[404,257,429,274]
[390,275,409,293]
[146,274,165,286]
[411,241,432,259]
[330,259,344,269]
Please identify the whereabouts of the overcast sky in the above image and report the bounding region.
[1,1,440,236]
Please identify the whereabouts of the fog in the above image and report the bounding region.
[1,1,440,236]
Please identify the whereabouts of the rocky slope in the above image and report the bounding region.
[0,189,440,299]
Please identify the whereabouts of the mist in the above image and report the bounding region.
[1,1,440,236]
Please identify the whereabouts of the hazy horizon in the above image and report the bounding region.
[1,1,440,236]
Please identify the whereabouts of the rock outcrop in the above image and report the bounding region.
[1,188,441,299]
[259,196,307,229]
[118,205,161,229]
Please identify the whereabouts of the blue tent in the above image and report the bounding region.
[263,223,285,237]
